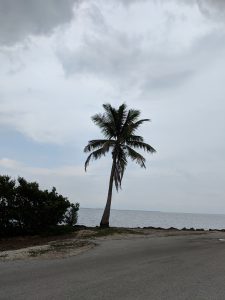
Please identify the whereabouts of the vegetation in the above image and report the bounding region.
[0,175,79,237]
[84,103,156,227]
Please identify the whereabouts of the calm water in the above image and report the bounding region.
[77,208,225,230]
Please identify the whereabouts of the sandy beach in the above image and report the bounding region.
[1,228,225,299]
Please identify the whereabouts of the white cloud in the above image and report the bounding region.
[0,157,84,177]
[0,158,22,169]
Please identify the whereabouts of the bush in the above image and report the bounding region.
[0,175,79,237]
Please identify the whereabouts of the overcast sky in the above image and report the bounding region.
[0,0,224,214]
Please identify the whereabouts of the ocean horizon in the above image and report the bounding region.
[77,208,225,230]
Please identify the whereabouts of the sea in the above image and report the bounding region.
[77,208,225,230]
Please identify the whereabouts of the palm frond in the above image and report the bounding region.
[126,109,141,123]
[126,146,146,168]
[120,109,140,136]
[128,118,150,134]
[85,147,110,171]
[117,103,127,133]
[92,113,116,138]
[126,141,156,153]
[84,139,115,153]
[126,135,144,142]
[103,103,127,137]
[113,147,127,190]
[103,103,117,130]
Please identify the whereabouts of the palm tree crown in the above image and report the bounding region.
[84,103,156,227]
[84,103,156,190]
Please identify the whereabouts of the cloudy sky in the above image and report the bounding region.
[0,0,224,214]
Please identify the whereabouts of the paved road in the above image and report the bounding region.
[1,232,225,300]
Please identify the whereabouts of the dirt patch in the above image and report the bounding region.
[76,229,98,238]
[0,231,82,252]
[0,239,96,261]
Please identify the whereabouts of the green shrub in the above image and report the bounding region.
[0,175,79,237]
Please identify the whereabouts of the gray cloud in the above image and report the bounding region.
[0,0,78,46]
[171,0,225,21]
[0,0,224,47]
[197,0,225,21]
[57,31,143,85]
[57,1,225,94]
[142,70,193,91]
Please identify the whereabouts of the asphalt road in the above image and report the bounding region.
[1,232,225,300]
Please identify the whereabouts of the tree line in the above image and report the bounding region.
[0,175,79,237]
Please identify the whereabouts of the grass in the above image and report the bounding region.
[28,248,50,257]
[91,227,144,237]
[40,225,76,237]
[0,253,8,259]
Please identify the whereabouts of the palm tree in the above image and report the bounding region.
[84,103,156,227]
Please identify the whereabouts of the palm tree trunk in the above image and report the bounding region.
[100,157,116,228]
